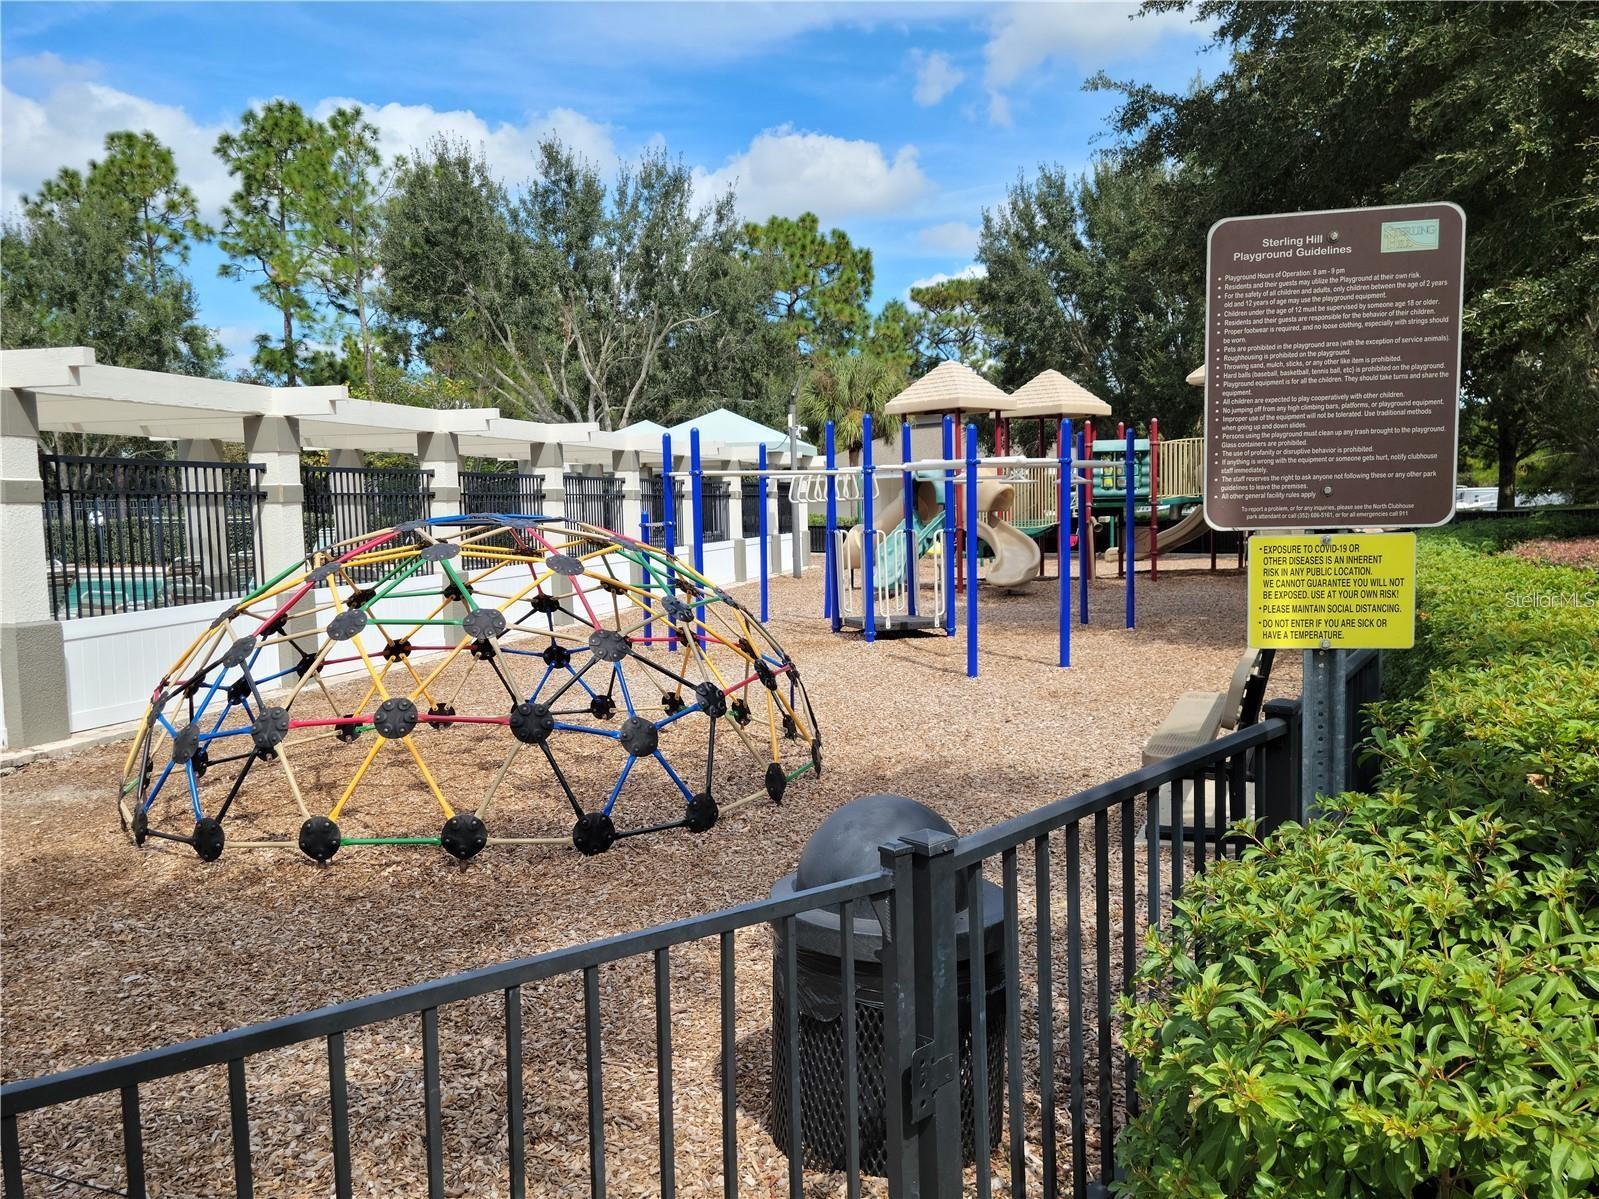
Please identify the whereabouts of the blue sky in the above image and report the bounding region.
[2,2,1221,369]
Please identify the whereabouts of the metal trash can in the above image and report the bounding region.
[770,794,1004,1175]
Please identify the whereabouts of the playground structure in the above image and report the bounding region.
[118,515,820,862]
[654,361,1221,681]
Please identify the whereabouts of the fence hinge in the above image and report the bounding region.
[905,1036,956,1123]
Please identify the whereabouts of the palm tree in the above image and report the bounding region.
[798,352,905,464]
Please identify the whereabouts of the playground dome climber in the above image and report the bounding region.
[117,514,821,863]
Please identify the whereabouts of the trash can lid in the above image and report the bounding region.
[796,793,955,891]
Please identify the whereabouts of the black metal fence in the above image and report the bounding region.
[648,476,685,548]
[702,479,731,543]
[562,474,623,533]
[0,705,1310,1199]
[302,466,434,583]
[39,454,266,619]
[461,471,545,518]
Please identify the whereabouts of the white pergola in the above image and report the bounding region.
[0,348,814,750]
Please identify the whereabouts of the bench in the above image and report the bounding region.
[1141,649,1275,842]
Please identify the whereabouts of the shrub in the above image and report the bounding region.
[1118,519,1599,1195]
[1366,650,1599,866]
[1116,799,1599,1199]
[1385,536,1599,700]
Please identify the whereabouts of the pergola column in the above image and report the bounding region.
[0,387,70,747]
[243,415,312,678]
[728,466,748,583]
[417,430,462,514]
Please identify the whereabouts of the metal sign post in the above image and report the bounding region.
[1205,203,1465,813]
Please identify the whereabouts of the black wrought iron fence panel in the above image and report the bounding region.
[461,471,545,518]
[561,475,622,533]
[460,473,547,568]
[809,521,859,555]
[0,871,892,1199]
[302,466,434,583]
[0,709,1303,1199]
[648,476,686,548]
[777,480,794,534]
[39,454,266,620]
[740,484,762,538]
[920,712,1295,1199]
[701,479,731,543]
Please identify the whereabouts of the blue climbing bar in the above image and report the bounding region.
[758,442,770,622]
[826,421,841,633]
[1125,425,1136,629]
[965,422,979,678]
[862,412,876,644]
[1059,418,1073,667]
[942,415,956,637]
[901,420,917,618]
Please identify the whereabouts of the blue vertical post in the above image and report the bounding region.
[862,413,876,643]
[965,422,979,678]
[901,420,917,618]
[1058,418,1072,668]
[690,429,706,649]
[1125,425,1136,629]
[689,428,705,577]
[941,415,956,637]
[640,512,653,645]
[662,432,677,652]
[758,443,770,622]
[1076,428,1089,625]
[826,421,841,633]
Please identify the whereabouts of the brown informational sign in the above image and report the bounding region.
[1204,203,1465,530]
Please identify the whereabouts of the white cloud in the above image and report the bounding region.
[694,125,929,224]
[917,221,979,256]
[985,2,1200,88]
[1,76,233,217]
[907,263,985,300]
[986,91,1014,129]
[310,98,617,183]
[1,66,620,222]
[981,2,1203,124]
[909,50,964,107]
[213,324,263,372]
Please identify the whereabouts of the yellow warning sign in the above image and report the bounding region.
[1249,534,1416,649]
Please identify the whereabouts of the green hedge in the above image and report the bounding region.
[1117,520,1599,1197]
[1118,799,1599,1198]
[1384,529,1598,700]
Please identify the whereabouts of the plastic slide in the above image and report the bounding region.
[843,475,1040,588]
[972,478,1042,588]
[843,479,941,570]
[1122,506,1209,561]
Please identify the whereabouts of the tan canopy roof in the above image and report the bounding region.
[1008,370,1113,418]
[884,360,1018,416]
[1186,364,1205,387]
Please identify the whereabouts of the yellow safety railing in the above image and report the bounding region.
[1157,437,1203,500]
[998,465,1063,533]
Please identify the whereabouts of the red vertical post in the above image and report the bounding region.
[1149,418,1160,581]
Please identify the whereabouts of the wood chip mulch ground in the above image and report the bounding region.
[1,562,1296,1198]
